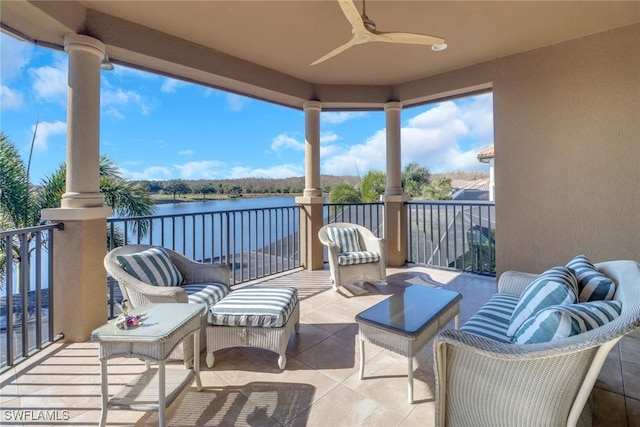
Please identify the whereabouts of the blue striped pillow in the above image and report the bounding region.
[117,247,183,287]
[566,255,616,302]
[512,300,622,344]
[507,266,578,337]
[326,227,362,253]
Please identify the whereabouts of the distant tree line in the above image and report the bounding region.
[132,176,360,200]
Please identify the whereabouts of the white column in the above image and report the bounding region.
[61,34,105,208]
[489,163,495,202]
[384,102,403,196]
[303,101,323,198]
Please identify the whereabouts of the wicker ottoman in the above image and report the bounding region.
[205,287,299,370]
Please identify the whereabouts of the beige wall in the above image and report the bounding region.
[493,24,640,274]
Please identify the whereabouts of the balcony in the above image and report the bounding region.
[1,266,638,426]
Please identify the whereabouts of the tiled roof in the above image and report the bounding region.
[451,178,491,191]
[477,146,494,162]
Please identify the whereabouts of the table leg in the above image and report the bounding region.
[194,332,202,391]
[454,314,460,330]
[359,334,365,380]
[99,359,108,427]
[408,356,414,404]
[158,360,166,427]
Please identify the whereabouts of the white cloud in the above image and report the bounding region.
[1,33,34,81]
[321,96,494,175]
[122,166,173,181]
[30,62,67,104]
[1,85,24,110]
[161,78,186,93]
[31,121,66,151]
[179,149,195,155]
[320,131,340,143]
[104,108,125,119]
[174,161,226,179]
[226,94,246,111]
[228,164,303,179]
[102,88,150,116]
[321,111,367,125]
[270,134,304,152]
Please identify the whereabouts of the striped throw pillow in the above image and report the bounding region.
[512,300,622,344]
[326,227,362,253]
[566,255,616,302]
[507,266,578,337]
[117,247,183,287]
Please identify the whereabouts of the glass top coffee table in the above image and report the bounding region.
[355,285,462,403]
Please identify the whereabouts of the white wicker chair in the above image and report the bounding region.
[318,222,386,291]
[433,260,640,427]
[104,244,229,367]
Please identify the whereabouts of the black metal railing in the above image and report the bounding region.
[0,223,63,372]
[107,205,301,299]
[323,203,384,237]
[407,201,496,275]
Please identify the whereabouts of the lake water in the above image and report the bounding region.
[150,196,298,217]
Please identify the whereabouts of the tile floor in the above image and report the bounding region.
[1,266,638,426]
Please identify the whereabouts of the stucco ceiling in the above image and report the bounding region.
[2,1,639,109]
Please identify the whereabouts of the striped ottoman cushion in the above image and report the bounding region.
[337,251,381,266]
[209,287,298,328]
[461,293,520,343]
[184,283,229,308]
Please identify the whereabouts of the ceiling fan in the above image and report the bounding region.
[311,0,446,66]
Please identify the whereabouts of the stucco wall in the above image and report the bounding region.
[493,24,640,274]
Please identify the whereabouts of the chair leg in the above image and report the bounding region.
[206,352,215,368]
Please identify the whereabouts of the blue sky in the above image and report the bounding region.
[1,32,493,184]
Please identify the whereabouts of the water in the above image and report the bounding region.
[150,196,297,216]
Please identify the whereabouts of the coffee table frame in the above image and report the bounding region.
[356,286,461,403]
[91,303,204,427]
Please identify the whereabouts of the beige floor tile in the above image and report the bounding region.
[622,360,640,400]
[403,397,437,427]
[299,306,354,335]
[620,335,640,364]
[285,322,333,357]
[591,388,627,427]
[596,347,625,395]
[294,334,370,383]
[291,383,407,427]
[627,397,640,427]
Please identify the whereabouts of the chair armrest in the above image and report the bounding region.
[361,235,385,255]
[497,270,538,296]
[169,253,229,288]
[115,275,189,306]
[433,329,601,427]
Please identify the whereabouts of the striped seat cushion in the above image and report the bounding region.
[326,227,362,253]
[507,266,579,337]
[566,255,616,302]
[184,283,229,308]
[512,300,622,344]
[208,287,298,328]
[117,247,183,287]
[337,251,381,266]
[460,293,520,343]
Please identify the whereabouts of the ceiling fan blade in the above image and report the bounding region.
[311,38,359,65]
[371,31,445,46]
[338,0,367,33]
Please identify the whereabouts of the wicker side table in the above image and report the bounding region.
[91,303,204,427]
[355,286,462,403]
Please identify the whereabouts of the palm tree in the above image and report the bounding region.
[0,132,155,290]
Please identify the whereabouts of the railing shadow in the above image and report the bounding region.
[136,381,315,427]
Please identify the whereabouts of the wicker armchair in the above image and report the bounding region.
[318,223,386,291]
[104,244,229,367]
[434,260,640,427]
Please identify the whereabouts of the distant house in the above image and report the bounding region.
[477,145,495,201]
[451,178,491,201]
